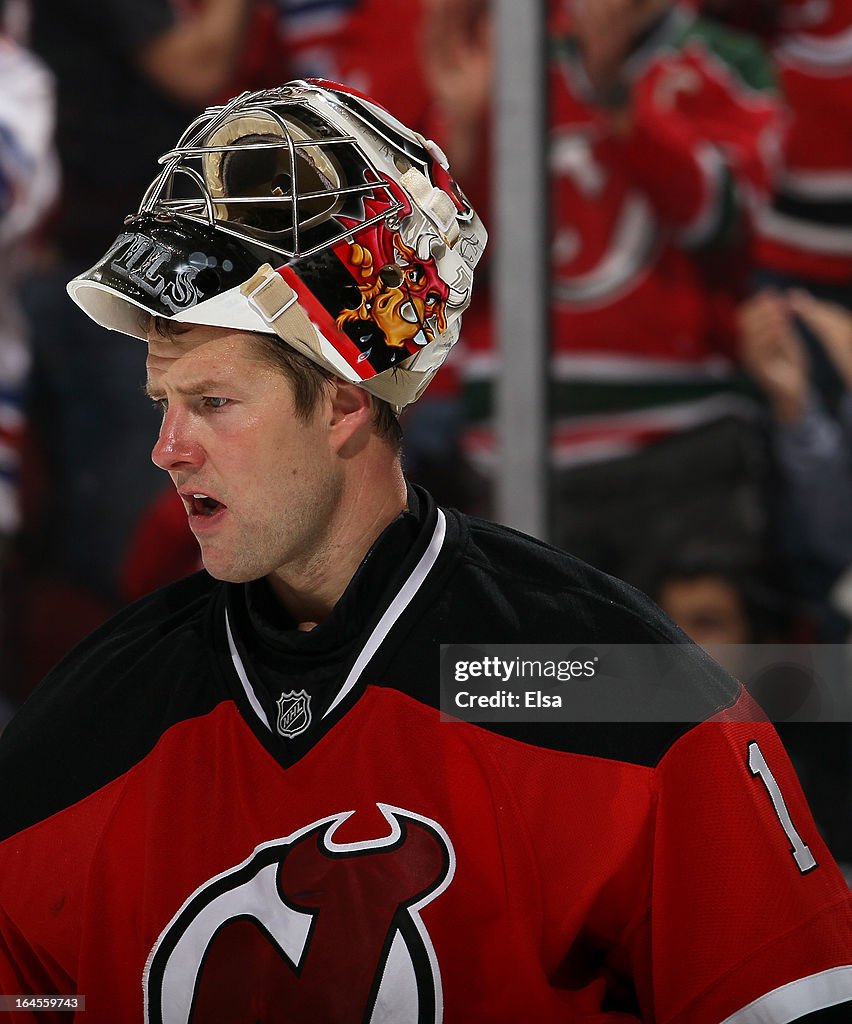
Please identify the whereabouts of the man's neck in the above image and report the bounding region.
[264,465,408,630]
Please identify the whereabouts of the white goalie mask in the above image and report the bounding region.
[66,79,487,411]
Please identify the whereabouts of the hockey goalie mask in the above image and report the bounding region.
[66,80,487,411]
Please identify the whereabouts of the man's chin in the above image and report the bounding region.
[201,559,265,585]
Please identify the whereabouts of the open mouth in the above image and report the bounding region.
[188,493,226,518]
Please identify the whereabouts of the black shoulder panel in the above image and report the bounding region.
[372,511,741,769]
[788,1005,852,1024]
[0,573,230,840]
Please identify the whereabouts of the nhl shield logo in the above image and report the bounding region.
[276,690,311,738]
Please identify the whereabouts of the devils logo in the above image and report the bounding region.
[143,805,455,1023]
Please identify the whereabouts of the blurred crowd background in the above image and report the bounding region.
[1,0,851,867]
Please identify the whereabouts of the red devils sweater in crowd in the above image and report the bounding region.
[463,6,782,470]
[753,0,852,284]
[1,488,851,1022]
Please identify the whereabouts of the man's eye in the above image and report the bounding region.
[202,396,229,410]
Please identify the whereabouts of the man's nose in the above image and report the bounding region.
[151,408,202,472]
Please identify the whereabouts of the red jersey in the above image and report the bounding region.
[463,7,782,470]
[753,0,852,282]
[1,488,850,1021]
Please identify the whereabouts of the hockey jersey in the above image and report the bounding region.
[277,0,431,134]
[753,0,852,283]
[1,487,851,1022]
[463,6,782,470]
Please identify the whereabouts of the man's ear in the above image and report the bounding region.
[328,380,373,452]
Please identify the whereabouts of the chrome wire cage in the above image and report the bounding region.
[134,85,405,263]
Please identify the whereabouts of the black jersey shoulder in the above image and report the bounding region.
[452,511,702,643]
[377,509,742,769]
[0,572,230,841]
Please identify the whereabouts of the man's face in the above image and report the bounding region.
[658,575,752,647]
[146,324,343,584]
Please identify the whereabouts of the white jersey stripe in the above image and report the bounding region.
[720,965,852,1024]
[677,142,727,249]
[464,351,733,383]
[225,610,273,731]
[776,26,852,72]
[324,508,447,718]
[780,170,852,199]
[757,206,852,254]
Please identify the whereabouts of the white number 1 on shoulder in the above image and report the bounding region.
[748,741,817,873]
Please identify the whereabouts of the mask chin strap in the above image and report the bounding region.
[240,264,349,378]
[242,266,300,322]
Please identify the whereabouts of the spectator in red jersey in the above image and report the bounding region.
[276,0,433,130]
[695,0,852,410]
[431,0,785,586]
[419,0,491,196]
[689,5,852,856]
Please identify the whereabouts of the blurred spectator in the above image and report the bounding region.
[121,486,200,603]
[449,0,784,585]
[697,0,852,871]
[420,0,491,196]
[654,544,786,648]
[0,29,57,701]
[0,30,57,557]
[407,0,492,513]
[695,0,852,410]
[753,0,852,307]
[735,0,852,636]
[220,1,287,99]
[739,288,852,639]
[651,541,792,713]
[279,0,433,130]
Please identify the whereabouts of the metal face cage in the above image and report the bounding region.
[134,85,405,263]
